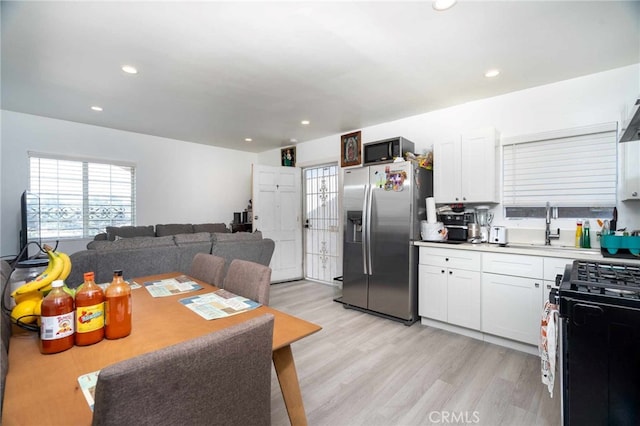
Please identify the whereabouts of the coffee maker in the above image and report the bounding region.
[475,206,493,243]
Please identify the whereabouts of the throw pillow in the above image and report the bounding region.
[155,224,194,237]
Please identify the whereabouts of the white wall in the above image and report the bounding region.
[1,111,256,256]
[259,64,640,242]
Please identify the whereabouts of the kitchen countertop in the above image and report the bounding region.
[413,240,640,264]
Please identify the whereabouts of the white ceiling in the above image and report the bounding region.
[2,1,639,153]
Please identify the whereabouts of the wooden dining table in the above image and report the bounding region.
[2,272,322,426]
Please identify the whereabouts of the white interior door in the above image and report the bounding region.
[252,164,302,282]
[303,164,341,284]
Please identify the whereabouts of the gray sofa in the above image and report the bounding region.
[93,223,230,241]
[68,231,275,286]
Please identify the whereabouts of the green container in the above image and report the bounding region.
[600,235,640,256]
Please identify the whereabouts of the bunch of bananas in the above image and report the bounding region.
[10,244,72,326]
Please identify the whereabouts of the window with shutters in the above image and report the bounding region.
[502,123,617,218]
[29,153,136,239]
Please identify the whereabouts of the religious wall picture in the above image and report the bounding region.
[341,130,361,167]
[281,146,296,167]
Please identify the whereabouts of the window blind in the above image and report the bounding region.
[29,153,136,239]
[502,123,617,207]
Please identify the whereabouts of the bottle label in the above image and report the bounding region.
[76,302,105,333]
[41,312,75,340]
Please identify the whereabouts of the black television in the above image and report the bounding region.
[18,190,41,261]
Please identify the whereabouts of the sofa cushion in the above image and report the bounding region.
[193,223,229,234]
[68,250,99,287]
[174,232,212,246]
[211,238,275,276]
[106,225,155,241]
[87,236,176,251]
[94,246,181,284]
[156,224,194,237]
[213,231,262,242]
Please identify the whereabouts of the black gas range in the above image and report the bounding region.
[552,260,640,426]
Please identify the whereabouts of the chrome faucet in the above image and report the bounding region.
[545,202,560,245]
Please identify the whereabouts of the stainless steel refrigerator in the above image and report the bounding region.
[342,160,433,324]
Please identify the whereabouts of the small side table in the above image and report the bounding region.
[231,223,252,233]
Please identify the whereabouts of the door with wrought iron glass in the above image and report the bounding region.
[304,165,340,284]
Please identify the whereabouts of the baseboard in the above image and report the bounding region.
[420,317,538,355]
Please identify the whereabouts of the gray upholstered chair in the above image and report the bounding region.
[222,259,272,306]
[92,314,274,426]
[189,253,226,287]
[1,260,13,352]
[0,339,7,418]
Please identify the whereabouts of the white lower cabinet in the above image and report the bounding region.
[542,257,572,306]
[418,247,481,330]
[481,272,543,345]
[418,264,447,322]
[447,268,481,330]
[418,245,577,351]
[481,253,543,346]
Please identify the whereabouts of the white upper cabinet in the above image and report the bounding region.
[621,140,640,201]
[434,127,499,204]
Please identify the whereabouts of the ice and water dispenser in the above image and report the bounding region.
[346,211,363,243]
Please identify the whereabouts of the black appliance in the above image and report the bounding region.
[552,260,640,426]
[19,190,41,261]
[438,212,474,241]
[363,137,415,165]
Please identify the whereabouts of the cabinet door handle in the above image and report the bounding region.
[441,269,445,274]
[445,258,449,262]
[449,270,453,275]
[546,284,551,290]
[633,191,638,197]
[535,282,540,288]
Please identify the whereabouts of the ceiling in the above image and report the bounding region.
[2,1,639,153]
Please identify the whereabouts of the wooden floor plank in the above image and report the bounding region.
[269,280,561,426]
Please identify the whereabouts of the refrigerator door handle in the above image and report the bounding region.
[362,184,369,275]
[366,183,374,275]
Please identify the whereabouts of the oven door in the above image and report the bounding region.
[562,298,640,426]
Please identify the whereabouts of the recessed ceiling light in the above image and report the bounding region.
[121,65,138,74]
[301,120,310,125]
[91,106,103,112]
[433,0,457,11]
[245,138,253,142]
[290,138,298,143]
[485,69,500,78]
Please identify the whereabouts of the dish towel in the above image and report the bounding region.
[539,300,559,398]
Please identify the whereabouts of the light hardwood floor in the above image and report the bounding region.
[269,280,561,426]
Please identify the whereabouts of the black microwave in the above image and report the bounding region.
[363,137,415,165]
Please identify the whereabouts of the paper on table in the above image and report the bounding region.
[77,370,100,411]
[143,275,202,297]
[179,289,261,320]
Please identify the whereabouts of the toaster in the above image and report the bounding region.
[489,226,507,246]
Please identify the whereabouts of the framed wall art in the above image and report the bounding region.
[340,130,361,167]
[281,146,296,167]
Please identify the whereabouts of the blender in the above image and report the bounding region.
[475,206,493,243]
